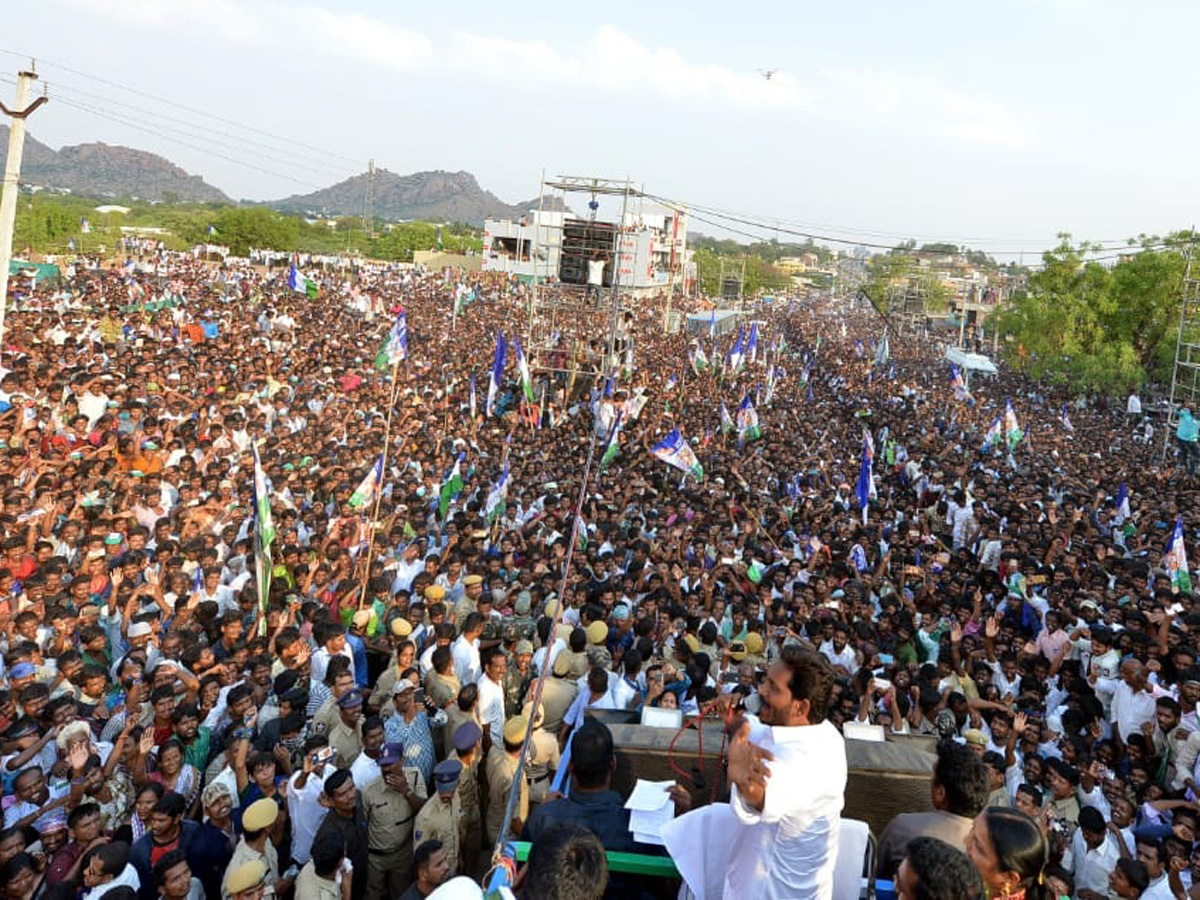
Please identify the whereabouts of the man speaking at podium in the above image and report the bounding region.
[665,646,848,899]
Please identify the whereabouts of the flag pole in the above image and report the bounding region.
[357,359,404,611]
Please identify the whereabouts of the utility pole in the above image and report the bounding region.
[0,67,47,355]
[363,158,375,238]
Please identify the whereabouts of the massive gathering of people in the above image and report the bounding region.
[0,240,1195,900]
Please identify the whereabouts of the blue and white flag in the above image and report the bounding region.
[469,373,478,421]
[80,217,91,234]
[874,331,890,367]
[855,429,873,525]
[1005,399,1023,449]
[1115,482,1130,526]
[487,333,507,417]
[651,430,704,479]
[851,543,869,573]
[746,322,759,365]
[512,334,534,402]
[727,326,746,374]
[485,461,510,523]
[386,311,408,365]
[1167,517,1193,593]
[349,455,384,510]
[983,417,1003,451]
[951,365,973,406]
[1060,403,1074,433]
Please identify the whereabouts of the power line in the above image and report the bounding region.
[35,76,353,180]
[0,48,363,167]
[39,90,325,190]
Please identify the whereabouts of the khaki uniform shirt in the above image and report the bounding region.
[311,696,340,736]
[456,753,482,824]
[328,719,363,770]
[223,839,278,900]
[526,729,560,804]
[485,747,528,845]
[413,794,462,874]
[361,769,427,852]
[294,862,340,900]
[539,677,578,734]
[425,671,461,710]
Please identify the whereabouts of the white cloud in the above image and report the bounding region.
[48,2,1027,143]
[818,67,1033,147]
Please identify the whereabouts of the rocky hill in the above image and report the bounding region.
[270,168,563,225]
[2,126,230,202]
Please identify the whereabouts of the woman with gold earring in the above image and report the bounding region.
[965,807,1052,900]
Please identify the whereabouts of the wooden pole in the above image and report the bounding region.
[357,359,404,610]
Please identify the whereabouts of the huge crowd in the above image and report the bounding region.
[0,242,1194,900]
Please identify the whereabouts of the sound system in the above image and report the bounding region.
[602,717,937,839]
[559,218,616,286]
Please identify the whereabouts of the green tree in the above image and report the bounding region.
[992,235,1187,392]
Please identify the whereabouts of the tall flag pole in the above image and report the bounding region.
[358,344,406,609]
[252,443,275,634]
[487,333,507,417]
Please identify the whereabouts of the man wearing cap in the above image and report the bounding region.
[361,741,427,899]
[521,704,560,811]
[453,576,483,627]
[510,592,537,644]
[538,653,579,736]
[585,620,613,671]
[450,722,484,877]
[504,640,534,717]
[329,691,365,770]
[222,798,282,900]
[414,759,464,876]
[485,716,530,846]
[383,680,437,783]
[223,859,268,900]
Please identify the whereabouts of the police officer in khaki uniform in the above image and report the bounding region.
[328,691,364,770]
[223,799,281,900]
[225,859,269,900]
[485,716,529,846]
[414,759,464,875]
[584,620,612,671]
[521,704,560,810]
[450,721,484,877]
[538,653,578,735]
[362,742,427,900]
[453,576,482,627]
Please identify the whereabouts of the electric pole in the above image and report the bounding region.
[0,66,47,355]
[363,158,375,238]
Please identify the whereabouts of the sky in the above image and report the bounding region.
[1,0,1195,258]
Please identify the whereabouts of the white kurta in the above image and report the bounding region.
[725,717,847,899]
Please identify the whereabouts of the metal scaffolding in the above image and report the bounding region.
[525,175,636,386]
[1164,247,1200,458]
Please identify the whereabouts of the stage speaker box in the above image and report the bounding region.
[603,718,936,839]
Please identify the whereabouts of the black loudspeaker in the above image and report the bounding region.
[606,722,936,839]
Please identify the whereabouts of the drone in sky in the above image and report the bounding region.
[758,68,779,81]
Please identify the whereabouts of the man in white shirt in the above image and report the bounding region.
[475,648,507,746]
[1068,807,1121,898]
[452,614,484,687]
[670,646,847,899]
[287,738,338,866]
